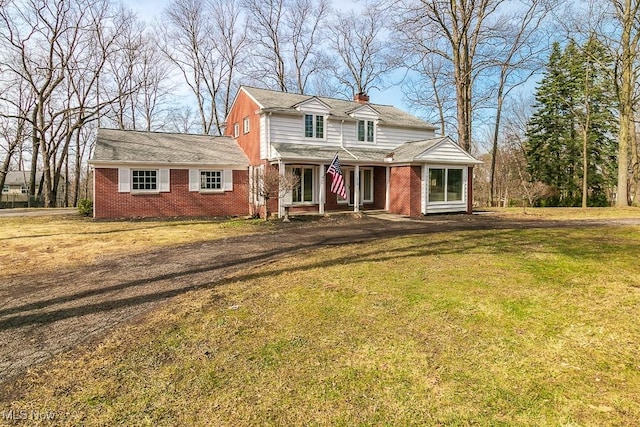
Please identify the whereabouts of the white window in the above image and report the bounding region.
[200,170,222,190]
[2,185,8,194]
[304,114,324,139]
[234,122,240,138]
[357,120,375,142]
[243,117,250,134]
[362,168,374,203]
[429,168,463,202]
[292,166,315,203]
[118,168,169,193]
[189,169,233,192]
[132,170,157,191]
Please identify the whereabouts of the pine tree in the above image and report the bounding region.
[525,39,617,206]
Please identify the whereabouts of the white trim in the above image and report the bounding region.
[385,167,390,211]
[319,164,326,214]
[130,169,159,194]
[243,116,250,134]
[223,170,233,191]
[118,167,130,193]
[189,169,233,192]
[303,113,327,141]
[91,161,248,170]
[189,169,200,192]
[159,169,170,192]
[289,165,317,205]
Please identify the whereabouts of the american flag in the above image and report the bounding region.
[327,153,347,199]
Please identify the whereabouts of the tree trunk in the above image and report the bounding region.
[616,0,633,207]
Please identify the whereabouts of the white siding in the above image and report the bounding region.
[266,113,436,151]
[419,141,474,164]
[351,105,379,120]
[298,99,330,115]
[344,125,435,149]
[260,115,268,159]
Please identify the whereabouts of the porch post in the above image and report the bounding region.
[278,160,285,217]
[385,166,390,211]
[319,164,326,214]
[354,164,360,212]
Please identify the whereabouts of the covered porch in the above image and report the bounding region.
[269,144,393,217]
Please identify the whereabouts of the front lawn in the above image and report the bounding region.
[5,221,640,425]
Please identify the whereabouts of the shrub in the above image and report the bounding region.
[77,199,93,216]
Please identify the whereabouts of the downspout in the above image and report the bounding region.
[339,120,358,160]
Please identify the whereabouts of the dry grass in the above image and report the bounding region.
[0,214,263,278]
[483,206,640,220]
[4,215,640,425]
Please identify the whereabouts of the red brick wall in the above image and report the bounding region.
[225,90,261,164]
[94,168,250,219]
[388,166,422,217]
[372,166,386,210]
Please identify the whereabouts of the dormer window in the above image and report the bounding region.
[304,114,324,139]
[358,120,375,142]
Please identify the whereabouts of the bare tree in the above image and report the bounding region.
[251,165,299,219]
[487,0,553,206]
[394,0,506,152]
[328,7,396,98]
[243,0,330,94]
[402,55,457,135]
[159,0,247,134]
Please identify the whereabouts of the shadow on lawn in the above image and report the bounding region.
[0,216,636,331]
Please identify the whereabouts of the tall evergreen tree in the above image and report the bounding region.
[525,39,617,206]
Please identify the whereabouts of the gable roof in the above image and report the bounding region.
[241,86,436,130]
[2,171,41,186]
[92,129,249,166]
[390,136,482,165]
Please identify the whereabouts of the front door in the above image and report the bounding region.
[343,168,373,207]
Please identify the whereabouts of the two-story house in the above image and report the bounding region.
[91,86,480,219]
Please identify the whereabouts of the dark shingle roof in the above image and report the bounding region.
[243,86,436,130]
[92,129,249,165]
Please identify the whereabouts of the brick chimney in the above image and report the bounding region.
[354,92,369,104]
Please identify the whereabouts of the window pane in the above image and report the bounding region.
[428,169,445,202]
[358,120,365,141]
[304,115,313,137]
[132,170,157,191]
[303,168,313,201]
[363,169,372,201]
[315,116,324,139]
[447,169,463,201]
[367,121,374,142]
[292,167,302,202]
[200,171,222,190]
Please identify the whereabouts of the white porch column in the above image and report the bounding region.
[385,166,390,211]
[278,160,285,217]
[354,164,360,212]
[319,164,326,215]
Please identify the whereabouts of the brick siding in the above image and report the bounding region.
[94,168,250,219]
[388,166,422,217]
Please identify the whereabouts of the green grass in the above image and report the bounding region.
[5,222,640,425]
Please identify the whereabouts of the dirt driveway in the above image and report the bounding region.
[1,212,639,399]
